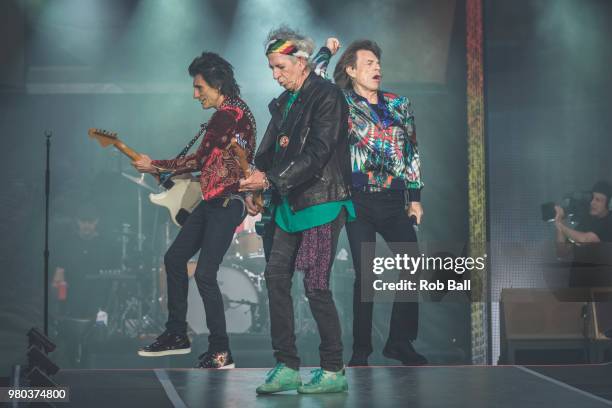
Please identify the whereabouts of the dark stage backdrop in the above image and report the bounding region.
[0,0,469,372]
[485,0,612,363]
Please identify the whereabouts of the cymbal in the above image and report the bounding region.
[121,172,157,192]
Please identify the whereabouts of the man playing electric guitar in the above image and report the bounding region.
[132,52,256,369]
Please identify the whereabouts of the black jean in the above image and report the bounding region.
[265,210,346,371]
[345,189,419,356]
[164,198,245,352]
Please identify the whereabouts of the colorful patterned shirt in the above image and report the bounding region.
[313,47,423,201]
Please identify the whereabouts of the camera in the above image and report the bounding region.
[541,191,591,223]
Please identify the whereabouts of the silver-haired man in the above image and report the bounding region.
[240,26,354,394]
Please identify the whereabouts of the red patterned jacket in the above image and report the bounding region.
[151,97,256,201]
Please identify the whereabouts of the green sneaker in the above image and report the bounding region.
[256,363,302,394]
[297,368,348,394]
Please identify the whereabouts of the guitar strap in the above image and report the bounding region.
[176,122,209,159]
[158,123,208,186]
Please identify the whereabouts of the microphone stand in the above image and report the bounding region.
[44,130,52,335]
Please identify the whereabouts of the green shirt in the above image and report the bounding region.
[275,198,356,233]
[283,91,300,120]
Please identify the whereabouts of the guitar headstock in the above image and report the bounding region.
[88,128,118,147]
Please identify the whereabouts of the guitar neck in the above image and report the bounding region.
[229,140,251,177]
[114,141,141,161]
[229,139,263,208]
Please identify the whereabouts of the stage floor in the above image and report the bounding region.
[51,364,612,408]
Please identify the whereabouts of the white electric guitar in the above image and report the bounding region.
[88,128,261,227]
[149,174,202,226]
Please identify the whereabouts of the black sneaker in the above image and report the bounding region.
[347,352,369,367]
[137,331,191,357]
[383,342,428,366]
[195,351,235,369]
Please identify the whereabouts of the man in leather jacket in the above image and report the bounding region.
[240,26,354,394]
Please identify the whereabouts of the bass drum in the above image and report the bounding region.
[186,263,260,334]
[227,231,266,273]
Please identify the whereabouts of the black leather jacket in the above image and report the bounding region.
[254,71,351,212]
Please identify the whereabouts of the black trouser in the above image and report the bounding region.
[265,210,346,372]
[164,198,245,352]
[345,189,419,356]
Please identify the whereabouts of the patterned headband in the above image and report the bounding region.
[265,39,310,58]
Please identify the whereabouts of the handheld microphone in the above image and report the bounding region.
[410,215,419,232]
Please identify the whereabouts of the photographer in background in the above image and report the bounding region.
[555,180,612,287]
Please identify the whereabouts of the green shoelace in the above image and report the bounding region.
[265,363,285,383]
[309,368,324,384]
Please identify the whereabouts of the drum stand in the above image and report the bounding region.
[107,172,163,337]
[104,277,144,338]
[139,218,173,336]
